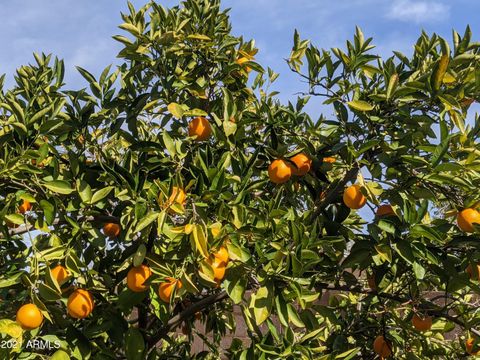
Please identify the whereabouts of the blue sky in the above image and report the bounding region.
[1,0,478,104]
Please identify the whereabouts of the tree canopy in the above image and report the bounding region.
[1,0,480,359]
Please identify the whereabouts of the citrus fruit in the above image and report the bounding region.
[268,159,293,184]
[67,289,94,319]
[290,153,312,176]
[127,264,152,292]
[16,303,43,330]
[343,184,367,209]
[188,117,212,141]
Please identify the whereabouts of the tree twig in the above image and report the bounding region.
[147,290,228,348]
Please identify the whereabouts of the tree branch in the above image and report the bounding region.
[1,214,120,238]
[147,290,228,348]
[316,282,480,337]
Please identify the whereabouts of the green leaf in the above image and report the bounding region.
[44,180,74,195]
[180,272,199,294]
[395,241,415,264]
[125,328,145,360]
[75,66,96,84]
[374,244,392,262]
[162,131,176,156]
[431,135,451,168]
[347,100,374,112]
[11,122,28,135]
[133,244,147,267]
[0,272,24,288]
[38,282,61,301]
[224,272,247,304]
[29,106,52,124]
[40,200,55,225]
[90,186,114,204]
[413,262,426,280]
[223,120,237,137]
[76,179,92,203]
[134,211,159,233]
[5,214,24,225]
[250,285,273,326]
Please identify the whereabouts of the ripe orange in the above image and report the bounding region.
[268,159,293,184]
[213,246,229,266]
[16,303,43,330]
[290,153,312,176]
[466,338,480,355]
[206,257,226,283]
[373,335,392,358]
[343,184,367,209]
[188,117,212,141]
[323,156,336,164]
[127,264,152,292]
[18,200,32,214]
[457,208,480,233]
[158,277,182,303]
[466,264,480,281]
[51,265,69,285]
[67,289,94,319]
[103,223,121,238]
[376,204,395,217]
[411,314,432,331]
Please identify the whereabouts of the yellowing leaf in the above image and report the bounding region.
[191,224,209,258]
[210,222,222,238]
[250,286,273,325]
[443,72,456,84]
[119,23,141,36]
[347,100,374,112]
[167,102,185,118]
[0,319,23,352]
[184,223,194,234]
[374,244,392,263]
[187,34,212,41]
[432,54,450,91]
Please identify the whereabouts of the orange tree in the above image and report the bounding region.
[1,0,480,358]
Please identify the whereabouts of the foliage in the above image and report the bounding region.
[1,0,480,358]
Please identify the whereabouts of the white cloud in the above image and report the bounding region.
[386,0,450,23]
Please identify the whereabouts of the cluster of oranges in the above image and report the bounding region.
[125,246,229,302]
[16,265,94,330]
[370,314,434,357]
[267,155,480,357]
[126,263,184,303]
[15,245,228,331]
[267,153,336,185]
[374,333,478,357]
